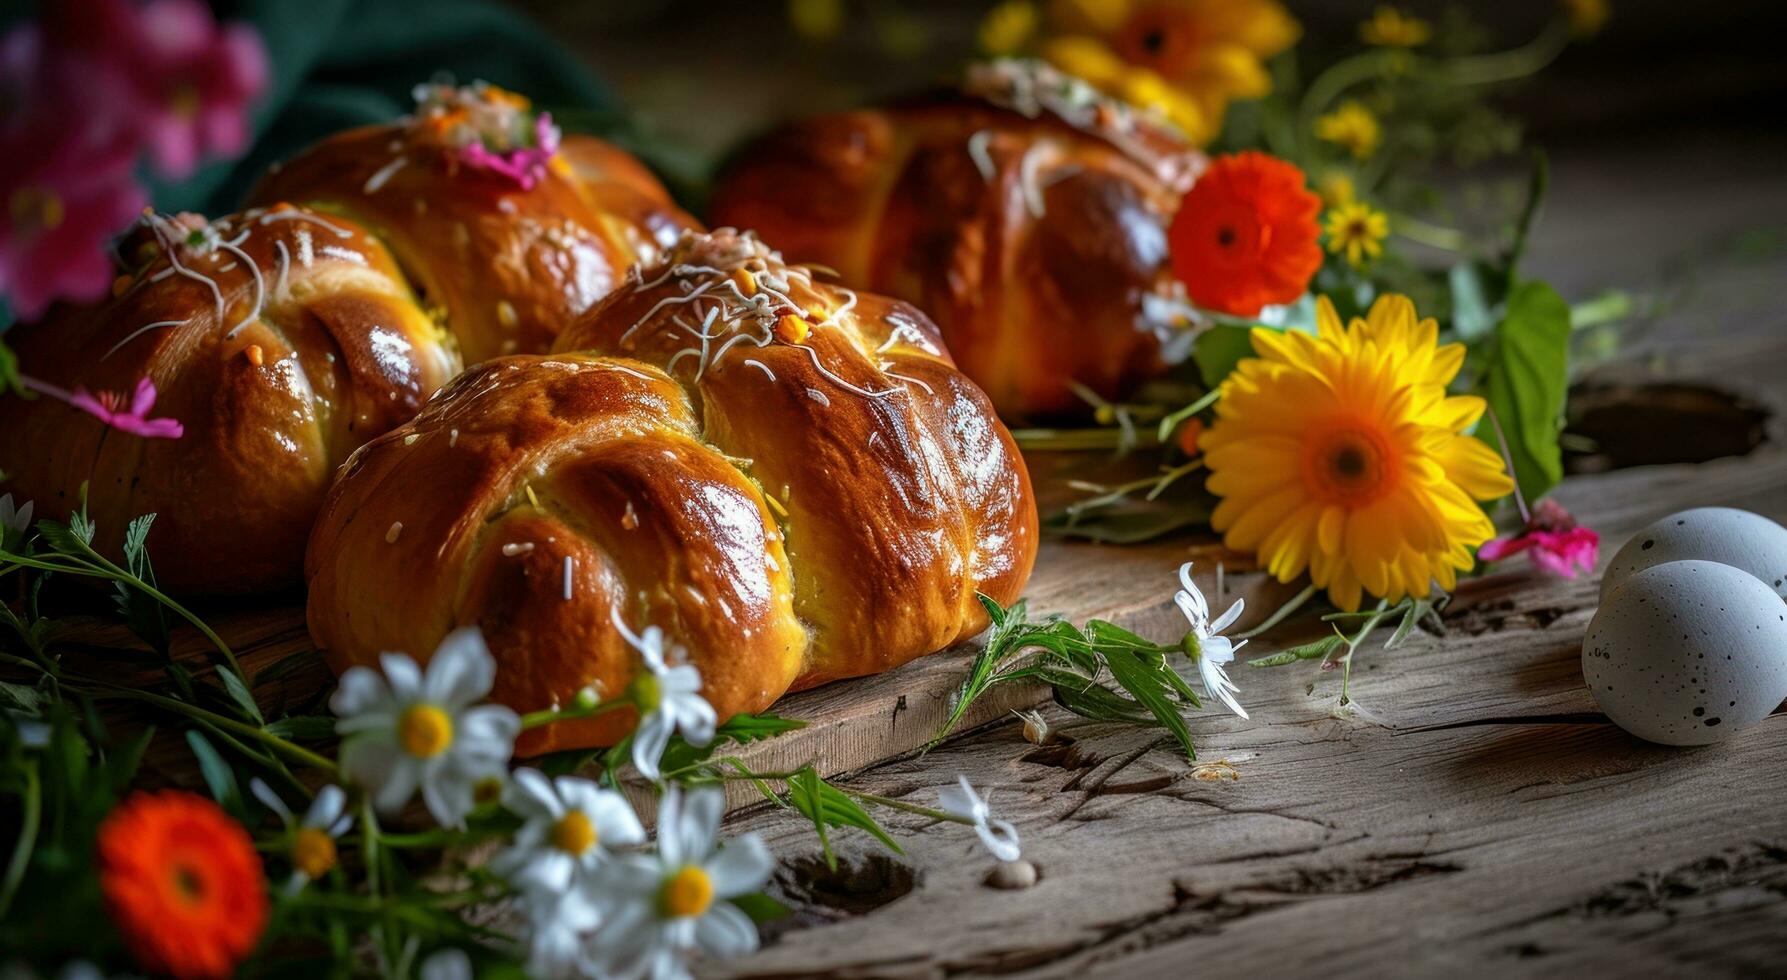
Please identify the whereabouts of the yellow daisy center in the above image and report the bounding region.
[550,811,597,856]
[659,865,714,919]
[292,827,338,879]
[397,704,454,758]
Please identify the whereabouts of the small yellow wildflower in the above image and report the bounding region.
[1316,101,1381,160]
[1358,6,1431,47]
[787,0,843,41]
[1317,171,1356,208]
[1324,202,1389,268]
[1560,0,1610,37]
[979,1,1038,56]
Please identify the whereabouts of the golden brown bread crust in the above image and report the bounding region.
[710,62,1205,419]
[251,126,698,364]
[0,206,460,594]
[306,230,1039,754]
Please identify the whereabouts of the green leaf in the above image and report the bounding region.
[185,730,242,814]
[1247,634,1345,667]
[1191,323,1258,388]
[1477,280,1572,503]
[264,715,337,741]
[1504,151,1549,278]
[0,681,43,714]
[32,520,91,557]
[253,647,323,686]
[657,712,807,776]
[729,892,793,924]
[785,767,902,870]
[216,666,265,725]
[113,514,170,656]
[1098,640,1197,760]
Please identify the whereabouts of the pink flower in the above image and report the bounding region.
[1479,498,1599,579]
[459,112,561,190]
[56,0,270,179]
[22,375,184,439]
[1,26,147,319]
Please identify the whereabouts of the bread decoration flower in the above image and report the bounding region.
[614,610,718,782]
[411,80,562,189]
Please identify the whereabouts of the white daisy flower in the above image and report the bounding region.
[492,768,645,892]
[612,610,716,781]
[938,775,1021,862]
[330,627,520,827]
[583,786,774,980]
[1173,561,1249,719]
[516,887,602,980]
[249,778,354,893]
[0,494,32,549]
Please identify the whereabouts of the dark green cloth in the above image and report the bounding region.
[149,0,619,215]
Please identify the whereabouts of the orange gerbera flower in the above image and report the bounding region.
[98,790,269,979]
[1168,151,1323,316]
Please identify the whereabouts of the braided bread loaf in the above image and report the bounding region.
[0,206,459,594]
[0,84,694,594]
[252,81,697,363]
[711,59,1204,419]
[305,229,1038,754]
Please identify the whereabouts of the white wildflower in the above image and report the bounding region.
[583,786,774,980]
[249,778,354,893]
[938,775,1021,862]
[330,627,519,827]
[612,610,715,781]
[1173,561,1248,719]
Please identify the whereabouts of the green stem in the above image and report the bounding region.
[1433,21,1571,87]
[1334,600,1394,706]
[94,685,336,771]
[1236,584,1318,640]
[1389,211,1471,252]
[519,697,628,731]
[3,552,246,682]
[846,789,972,826]
[0,761,39,919]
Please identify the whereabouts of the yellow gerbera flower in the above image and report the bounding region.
[1316,100,1381,160]
[1201,295,1513,611]
[1041,0,1300,146]
[979,1,1040,56]
[1358,6,1431,47]
[1324,201,1389,267]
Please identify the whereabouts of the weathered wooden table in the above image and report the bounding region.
[703,139,1787,978]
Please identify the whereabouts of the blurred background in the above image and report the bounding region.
[519,0,1785,160]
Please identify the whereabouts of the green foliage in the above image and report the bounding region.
[933,594,1203,759]
[783,766,903,871]
[1191,324,1258,388]
[1476,280,1572,503]
[113,514,170,657]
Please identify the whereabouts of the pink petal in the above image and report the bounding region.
[66,386,119,425]
[1477,535,1532,563]
[129,376,158,417]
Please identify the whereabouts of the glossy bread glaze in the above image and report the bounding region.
[711,60,1203,418]
[306,229,1039,754]
[0,206,460,594]
[252,94,697,364]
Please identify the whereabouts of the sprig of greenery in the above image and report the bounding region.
[930,594,1203,759]
[1247,593,1448,704]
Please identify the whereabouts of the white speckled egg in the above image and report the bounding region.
[1601,507,1787,602]
[1584,559,1787,745]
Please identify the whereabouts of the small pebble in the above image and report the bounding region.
[986,859,1038,890]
